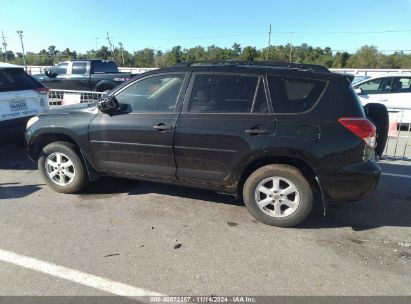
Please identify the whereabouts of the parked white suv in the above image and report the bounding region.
[353,74,411,124]
[0,63,49,143]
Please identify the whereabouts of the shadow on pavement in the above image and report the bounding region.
[82,177,242,207]
[300,163,411,230]
[5,142,410,230]
[0,183,43,199]
[379,162,411,175]
[83,169,411,230]
[0,144,35,170]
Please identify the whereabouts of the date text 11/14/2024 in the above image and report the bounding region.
[149,296,257,303]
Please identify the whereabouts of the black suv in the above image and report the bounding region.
[25,62,381,227]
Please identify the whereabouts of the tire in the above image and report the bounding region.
[243,164,313,227]
[364,103,389,157]
[38,141,89,193]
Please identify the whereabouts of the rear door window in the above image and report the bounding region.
[72,62,88,75]
[0,68,38,92]
[267,76,326,113]
[188,74,260,113]
[391,77,411,93]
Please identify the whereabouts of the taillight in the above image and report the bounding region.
[338,117,376,148]
[35,87,49,94]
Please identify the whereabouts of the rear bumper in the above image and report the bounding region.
[317,161,381,202]
[0,117,31,144]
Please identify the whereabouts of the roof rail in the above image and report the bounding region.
[174,60,331,73]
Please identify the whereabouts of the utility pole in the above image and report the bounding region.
[106,32,116,63]
[1,31,8,62]
[266,24,272,61]
[119,42,125,66]
[16,30,27,71]
[289,32,294,63]
[94,37,99,50]
[154,50,158,68]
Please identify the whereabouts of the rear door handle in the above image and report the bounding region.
[153,124,172,131]
[245,128,268,135]
[379,98,388,102]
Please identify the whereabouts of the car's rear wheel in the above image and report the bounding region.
[243,164,313,227]
[38,141,88,193]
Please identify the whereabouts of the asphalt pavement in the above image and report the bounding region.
[0,144,410,297]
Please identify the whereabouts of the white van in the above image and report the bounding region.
[0,63,49,143]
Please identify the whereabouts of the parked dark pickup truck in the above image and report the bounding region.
[33,60,132,92]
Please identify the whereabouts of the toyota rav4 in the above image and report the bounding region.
[25,61,381,227]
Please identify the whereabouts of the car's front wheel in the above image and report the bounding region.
[38,141,89,193]
[243,164,313,227]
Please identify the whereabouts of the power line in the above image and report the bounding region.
[273,29,411,34]
[100,28,411,42]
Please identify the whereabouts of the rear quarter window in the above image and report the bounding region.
[0,68,38,92]
[267,76,327,113]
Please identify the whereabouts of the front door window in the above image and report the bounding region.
[115,74,185,113]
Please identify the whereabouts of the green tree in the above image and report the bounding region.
[133,48,155,67]
[232,43,242,57]
[239,46,258,61]
[183,46,207,62]
[6,42,411,69]
[95,46,112,60]
[332,52,350,68]
[347,45,380,68]
[164,46,183,65]
[5,50,15,61]
[206,45,230,61]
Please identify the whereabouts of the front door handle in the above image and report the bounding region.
[245,128,268,135]
[153,124,172,131]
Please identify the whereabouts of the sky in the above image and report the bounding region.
[1,0,411,54]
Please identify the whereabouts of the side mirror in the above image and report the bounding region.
[97,96,119,113]
[48,69,58,78]
[44,69,50,77]
[354,88,363,95]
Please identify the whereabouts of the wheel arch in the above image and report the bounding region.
[239,155,325,200]
[237,155,318,194]
[29,132,78,161]
[28,131,99,181]
[236,154,328,215]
